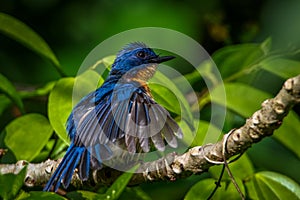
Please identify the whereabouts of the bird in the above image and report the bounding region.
[43,42,183,192]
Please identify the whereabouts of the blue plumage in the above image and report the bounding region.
[44,42,182,192]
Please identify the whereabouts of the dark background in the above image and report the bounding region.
[1,0,300,84]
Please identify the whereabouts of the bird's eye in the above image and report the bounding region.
[136,51,146,58]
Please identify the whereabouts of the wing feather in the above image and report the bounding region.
[69,84,182,162]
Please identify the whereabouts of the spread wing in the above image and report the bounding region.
[67,83,183,163]
[116,86,183,153]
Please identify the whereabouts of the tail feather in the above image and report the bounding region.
[43,144,86,192]
[78,148,90,181]
[43,147,76,191]
[62,149,82,188]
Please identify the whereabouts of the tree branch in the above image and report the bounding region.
[1,75,300,190]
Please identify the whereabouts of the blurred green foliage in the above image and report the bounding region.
[1,0,300,199]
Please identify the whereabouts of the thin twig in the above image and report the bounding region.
[206,165,225,200]
[222,131,245,200]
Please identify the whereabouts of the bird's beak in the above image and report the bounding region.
[149,55,175,63]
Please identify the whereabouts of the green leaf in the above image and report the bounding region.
[174,60,221,90]
[273,112,300,158]
[67,190,102,200]
[90,55,116,70]
[247,137,300,183]
[0,73,24,113]
[213,178,245,200]
[49,139,68,159]
[102,55,116,69]
[0,12,64,76]
[48,70,103,144]
[150,84,180,115]
[104,165,139,200]
[261,58,300,79]
[4,113,53,161]
[150,71,194,127]
[0,166,27,200]
[196,60,222,87]
[48,77,74,144]
[0,95,11,116]
[185,178,245,200]
[120,187,152,200]
[212,43,264,80]
[211,82,268,117]
[211,39,300,83]
[177,119,220,150]
[246,171,300,200]
[17,191,67,200]
[244,176,260,199]
[19,81,56,99]
[209,153,254,180]
[178,120,196,146]
[211,82,300,158]
[191,120,223,146]
[260,37,272,55]
[184,178,217,200]
[73,70,104,103]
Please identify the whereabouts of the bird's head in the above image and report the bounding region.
[110,42,174,81]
